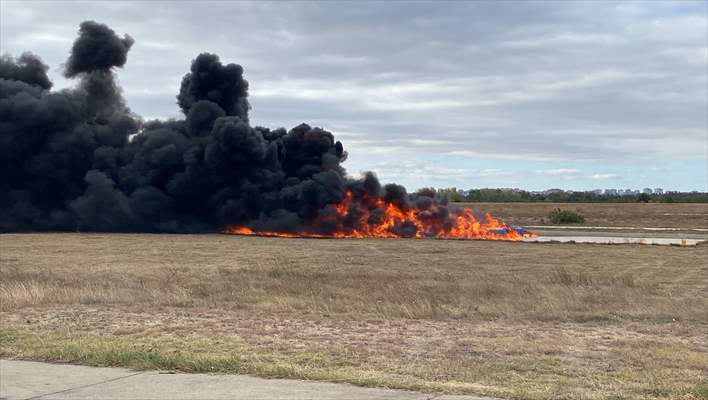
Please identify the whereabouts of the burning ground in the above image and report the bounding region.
[226,191,528,240]
[1,21,522,239]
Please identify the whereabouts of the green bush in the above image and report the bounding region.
[549,208,585,224]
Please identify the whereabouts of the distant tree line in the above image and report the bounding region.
[417,188,708,203]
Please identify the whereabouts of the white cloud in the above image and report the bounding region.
[537,168,581,175]
[591,173,620,180]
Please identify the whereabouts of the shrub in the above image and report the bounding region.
[549,208,585,224]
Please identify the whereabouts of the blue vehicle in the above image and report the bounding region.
[488,226,529,236]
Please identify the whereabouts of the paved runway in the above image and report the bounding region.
[522,226,707,246]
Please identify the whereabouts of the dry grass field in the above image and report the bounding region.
[457,202,708,229]
[1,232,707,399]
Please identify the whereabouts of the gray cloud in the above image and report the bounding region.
[1,0,706,189]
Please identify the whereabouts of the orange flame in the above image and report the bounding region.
[225,191,534,240]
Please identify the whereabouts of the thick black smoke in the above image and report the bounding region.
[1,21,451,234]
[65,21,134,77]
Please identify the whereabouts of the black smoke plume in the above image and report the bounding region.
[1,21,457,235]
[64,21,134,77]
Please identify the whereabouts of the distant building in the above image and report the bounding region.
[642,188,653,194]
[605,189,619,196]
[623,189,639,196]
[654,188,663,195]
[591,189,602,195]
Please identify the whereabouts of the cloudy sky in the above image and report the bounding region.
[2,1,706,191]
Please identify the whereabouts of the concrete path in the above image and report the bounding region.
[0,360,494,400]
[522,235,705,246]
[523,228,707,246]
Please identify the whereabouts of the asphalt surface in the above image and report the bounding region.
[523,227,707,246]
[0,360,495,400]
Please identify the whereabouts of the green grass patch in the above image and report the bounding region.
[549,208,586,224]
[1,329,243,373]
[692,382,708,400]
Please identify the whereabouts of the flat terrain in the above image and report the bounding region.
[457,202,708,230]
[1,233,707,399]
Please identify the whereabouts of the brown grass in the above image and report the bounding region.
[1,233,707,399]
[457,202,708,229]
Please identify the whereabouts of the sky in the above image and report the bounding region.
[1,1,706,192]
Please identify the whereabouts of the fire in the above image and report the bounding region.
[225,191,534,240]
